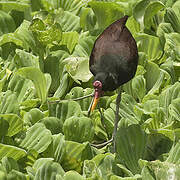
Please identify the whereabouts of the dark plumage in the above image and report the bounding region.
[89,16,139,148]
[89,16,138,150]
[89,15,138,93]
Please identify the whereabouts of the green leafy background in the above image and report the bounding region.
[0,0,180,179]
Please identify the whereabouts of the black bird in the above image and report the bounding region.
[89,15,138,147]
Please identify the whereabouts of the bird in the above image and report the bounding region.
[89,15,138,148]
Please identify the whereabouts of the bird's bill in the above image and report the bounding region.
[91,96,100,112]
[88,89,101,115]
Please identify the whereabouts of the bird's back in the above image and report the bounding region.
[90,16,138,91]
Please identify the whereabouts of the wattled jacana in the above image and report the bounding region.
[89,15,138,147]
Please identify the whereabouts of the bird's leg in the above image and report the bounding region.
[69,93,94,101]
[98,107,111,139]
[112,86,122,152]
[88,94,95,116]
[90,87,122,150]
[48,93,94,104]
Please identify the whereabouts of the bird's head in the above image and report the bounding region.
[90,71,118,112]
[91,80,103,112]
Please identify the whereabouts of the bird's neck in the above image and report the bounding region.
[94,72,118,91]
[94,72,107,85]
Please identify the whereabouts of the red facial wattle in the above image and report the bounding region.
[91,81,103,112]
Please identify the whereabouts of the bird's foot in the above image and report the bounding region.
[90,137,113,148]
[48,93,94,104]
